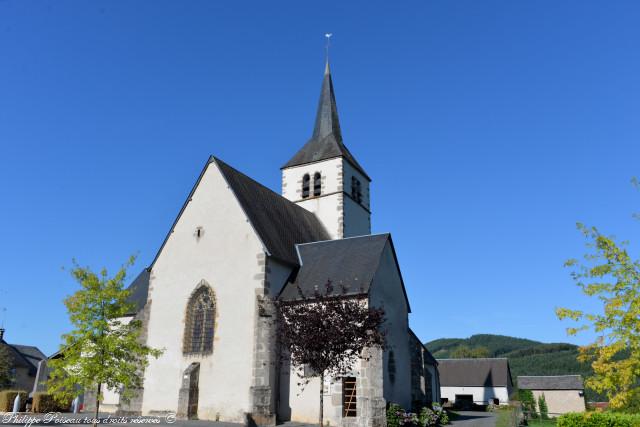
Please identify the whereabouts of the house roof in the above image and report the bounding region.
[279,233,411,311]
[282,61,369,180]
[518,375,584,390]
[0,340,45,375]
[214,157,330,265]
[437,358,513,387]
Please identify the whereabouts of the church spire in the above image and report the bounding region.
[282,60,369,180]
[312,58,342,142]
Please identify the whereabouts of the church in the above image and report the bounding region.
[92,61,440,427]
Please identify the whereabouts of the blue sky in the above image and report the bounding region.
[1,1,639,355]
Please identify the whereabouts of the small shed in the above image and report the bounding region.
[517,375,586,415]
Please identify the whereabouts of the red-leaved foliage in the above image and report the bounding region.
[276,280,386,385]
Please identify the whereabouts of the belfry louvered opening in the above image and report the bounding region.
[313,172,322,196]
[302,174,310,198]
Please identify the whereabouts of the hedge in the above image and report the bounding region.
[32,392,71,413]
[0,390,28,412]
[558,412,640,427]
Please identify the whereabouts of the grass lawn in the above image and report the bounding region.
[495,407,518,427]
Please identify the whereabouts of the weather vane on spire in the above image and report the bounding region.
[325,33,332,61]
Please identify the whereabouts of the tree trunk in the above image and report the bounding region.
[319,372,324,427]
[94,382,102,427]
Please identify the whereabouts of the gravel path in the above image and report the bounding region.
[449,411,497,427]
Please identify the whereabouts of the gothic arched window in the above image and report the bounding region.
[313,172,321,196]
[302,174,310,199]
[183,284,216,355]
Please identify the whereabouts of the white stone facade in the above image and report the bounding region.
[141,161,265,422]
[282,158,370,239]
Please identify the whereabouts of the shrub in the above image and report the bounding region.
[557,412,640,427]
[538,394,549,420]
[388,404,406,427]
[32,392,71,413]
[519,389,538,418]
[387,403,419,427]
[417,404,449,426]
[419,407,438,427]
[433,403,449,425]
[388,403,449,427]
[0,390,28,412]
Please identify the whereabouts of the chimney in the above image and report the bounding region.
[0,328,4,341]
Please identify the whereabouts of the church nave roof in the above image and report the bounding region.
[213,156,330,265]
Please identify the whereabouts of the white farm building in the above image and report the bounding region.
[438,358,513,408]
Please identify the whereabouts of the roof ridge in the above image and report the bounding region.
[518,375,582,378]
[295,232,390,247]
[437,357,509,361]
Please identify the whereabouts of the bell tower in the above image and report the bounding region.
[281,61,371,240]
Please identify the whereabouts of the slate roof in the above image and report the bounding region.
[409,328,438,366]
[437,358,513,388]
[518,375,584,390]
[282,61,370,180]
[124,268,150,315]
[280,233,388,300]
[214,157,330,265]
[149,156,330,271]
[279,234,410,310]
[0,340,45,375]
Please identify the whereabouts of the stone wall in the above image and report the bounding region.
[531,390,585,415]
[342,347,386,427]
[116,302,152,416]
[249,255,278,427]
[409,334,427,410]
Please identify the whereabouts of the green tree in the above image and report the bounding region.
[518,389,537,419]
[537,393,549,420]
[557,180,640,411]
[0,344,13,389]
[451,345,491,359]
[48,256,163,423]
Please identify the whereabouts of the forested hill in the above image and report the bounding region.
[425,334,599,400]
[426,334,541,357]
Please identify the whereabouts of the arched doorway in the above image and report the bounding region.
[177,362,200,420]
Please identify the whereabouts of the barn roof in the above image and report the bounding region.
[437,358,513,387]
[518,375,584,390]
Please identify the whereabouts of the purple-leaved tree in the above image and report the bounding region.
[276,280,385,426]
